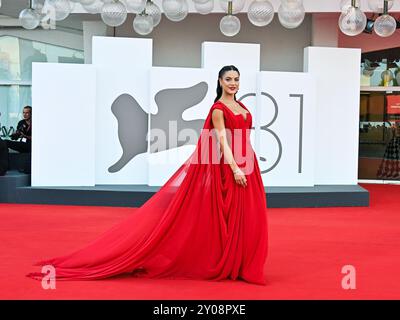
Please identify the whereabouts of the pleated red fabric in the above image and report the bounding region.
[27,100,268,285]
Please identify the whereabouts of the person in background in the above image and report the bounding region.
[6,106,32,153]
[377,120,400,180]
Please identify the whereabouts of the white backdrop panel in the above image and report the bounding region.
[92,37,152,184]
[201,42,260,71]
[31,63,96,186]
[304,46,361,185]
[92,36,152,69]
[256,71,316,186]
[148,67,213,186]
[30,39,361,188]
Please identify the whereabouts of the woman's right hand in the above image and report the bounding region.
[233,168,247,187]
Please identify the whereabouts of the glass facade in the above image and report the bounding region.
[0,36,83,139]
[359,90,400,181]
[359,48,400,182]
[361,59,400,87]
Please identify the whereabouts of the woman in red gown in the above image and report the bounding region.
[27,65,268,285]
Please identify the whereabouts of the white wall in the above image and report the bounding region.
[147,67,212,185]
[116,13,312,73]
[31,62,96,186]
[256,71,316,186]
[311,13,339,47]
[304,46,361,185]
[92,36,152,185]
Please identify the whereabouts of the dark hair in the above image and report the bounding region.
[23,106,32,111]
[214,65,240,103]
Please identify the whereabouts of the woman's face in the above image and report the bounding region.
[219,70,240,96]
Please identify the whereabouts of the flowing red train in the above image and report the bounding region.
[27,100,268,285]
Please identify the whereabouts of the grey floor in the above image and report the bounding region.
[1,170,369,208]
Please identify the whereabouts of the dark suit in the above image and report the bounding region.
[6,119,31,153]
[0,138,8,176]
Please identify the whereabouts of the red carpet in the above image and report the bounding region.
[0,183,399,300]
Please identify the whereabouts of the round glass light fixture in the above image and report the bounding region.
[145,0,161,27]
[82,0,104,14]
[220,0,241,36]
[338,5,367,36]
[101,0,127,27]
[124,0,146,13]
[368,0,394,13]
[19,8,41,29]
[164,0,188,22]
[278,0,305,29]
[47,0,72,21]
[194,0,214,15]
[219,0,245,14]
[220,15,241,36]
[133,12,153,35]
[162,0,184,16]
[247,0,274,27]
[374,14,397,37]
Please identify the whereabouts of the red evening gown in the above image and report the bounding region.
[27,100,268,285]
